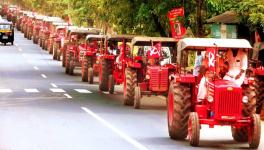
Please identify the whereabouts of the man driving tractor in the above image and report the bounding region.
[197,48,248,101]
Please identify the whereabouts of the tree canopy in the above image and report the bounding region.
[7,0,264,37]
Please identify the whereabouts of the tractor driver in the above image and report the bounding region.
[223,48,248,86]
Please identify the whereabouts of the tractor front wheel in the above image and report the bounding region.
[88,67,94,84]
[188,112,200,146]
[167,81,191,140]
[134,86,141,109]
[99,59,112,91]
[53,43,58,60]
[248,114,261,149]
[69,54,75,75]
[123,68,137,106]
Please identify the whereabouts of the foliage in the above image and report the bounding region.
[6,0,264,36]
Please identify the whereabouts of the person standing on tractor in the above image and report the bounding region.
[193,51,203,77]
[197,51,209,102]
[223,49,248,86]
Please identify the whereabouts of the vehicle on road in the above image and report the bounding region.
[65,28,100,75]
[123,37,176,108]
[82,34,106,83]
[167,38,261,148]
[98,35,135,93]
[0,21,14,45]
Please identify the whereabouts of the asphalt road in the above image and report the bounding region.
[0,30,263,150]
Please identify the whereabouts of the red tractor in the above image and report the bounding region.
[52,24,71,61]
[167,38,261,148]
[82,34,105,83]
[24,14,35,40]
[251,41,264,119]
[1,4,8,16]
[122,37,177,108]
[47,22,68,55]
[39,17,64,50]
[65,28,100,75]
[98,35,135,94]
[32,15,44,44]
[20,12,30,34]
[60,26,78,67]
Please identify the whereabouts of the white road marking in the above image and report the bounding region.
[74,89,92,93]
[0,89,12,93]
[81,107,148,150]
[33,66,39,70]
[41,74,47,79]
[18,48,22,51]
[24,89,39,93]
[64,93,72,99]
[50,88,65,93]
[51,83,58,88]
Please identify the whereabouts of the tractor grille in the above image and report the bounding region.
[215,89,241,119]
[149,66,168,92]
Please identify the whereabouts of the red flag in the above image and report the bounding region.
[167,7,186,41]
[147,42,161,59]
[207,47,216,73]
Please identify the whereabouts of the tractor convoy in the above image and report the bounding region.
[1,4,263,149]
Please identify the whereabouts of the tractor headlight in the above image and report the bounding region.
[146,75,150,80]
[207,95,214,103]
[242,96,248,103]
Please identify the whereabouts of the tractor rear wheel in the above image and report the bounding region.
[232,84,257,142]
[99,59,112,91]
[167,81,191,140]
[134,86,141,109]
[108,74,115,94]
[255,76,264,114]
[123,68,137,106]
[248,114,261,148]
[62,48,66,67]
[65,51,70,74]
[188,112,200,146]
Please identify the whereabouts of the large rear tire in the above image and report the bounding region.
[255,76,264,114]
[167,81,192,140]
[123,68,137,106]
[62,48,66,67]
[248,114,261,149]
[232,84,256,142]
[65,51,70,74]
[99,59,112,91]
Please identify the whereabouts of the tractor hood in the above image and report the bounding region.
[214,80,241,89]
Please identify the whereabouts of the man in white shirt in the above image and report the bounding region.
[223,49,248,86]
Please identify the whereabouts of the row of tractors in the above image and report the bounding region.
[4,5,263,148]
